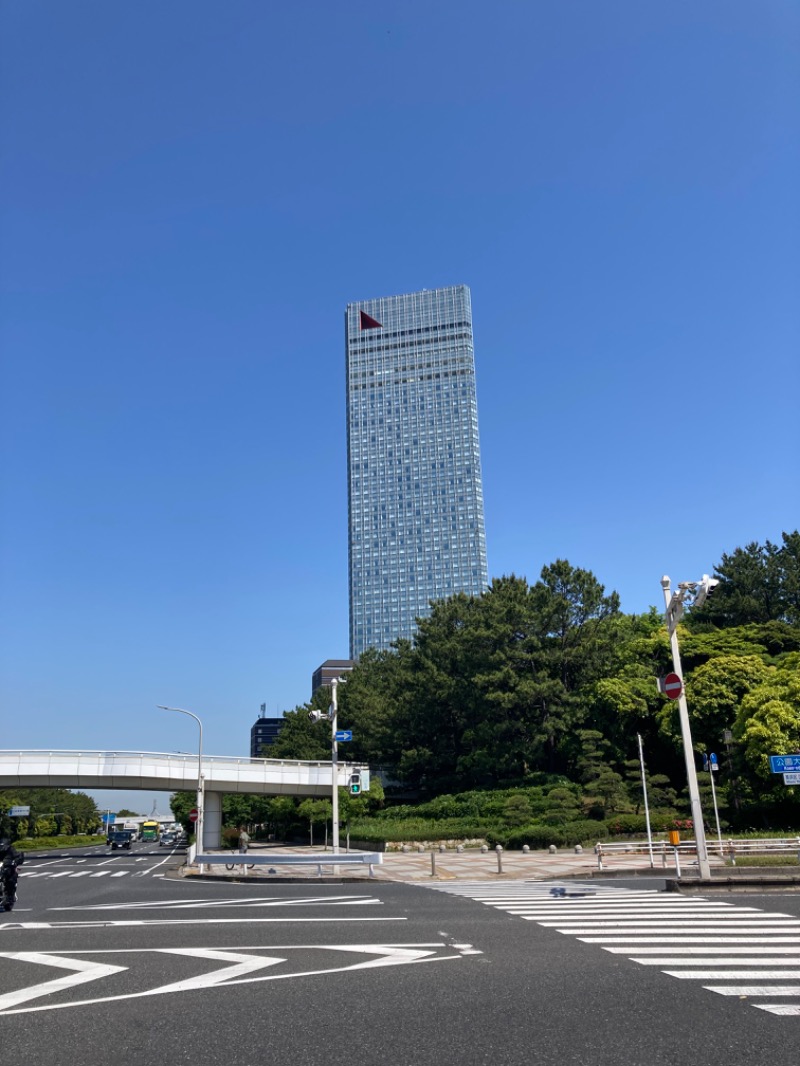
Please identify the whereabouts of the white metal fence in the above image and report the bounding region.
[595,837,800,869]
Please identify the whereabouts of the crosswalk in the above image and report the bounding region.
[427,880,800,1017]
[20,867,163,880]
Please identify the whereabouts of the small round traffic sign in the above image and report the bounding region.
[188,809,198,823]
[663,672,683,700]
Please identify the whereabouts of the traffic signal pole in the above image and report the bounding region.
[661,577,712,880]
[331,677,340,856]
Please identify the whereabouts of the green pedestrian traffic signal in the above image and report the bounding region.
[349,773,362,796]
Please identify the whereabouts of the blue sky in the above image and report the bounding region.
[1,2,798,814]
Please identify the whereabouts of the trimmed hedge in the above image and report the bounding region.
[488,820,611,849]
[14,835,99,851]
[347,816,496,844]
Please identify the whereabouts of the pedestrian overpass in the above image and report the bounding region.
[0,749,367,849]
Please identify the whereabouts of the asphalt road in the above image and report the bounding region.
[3,846,800,1066]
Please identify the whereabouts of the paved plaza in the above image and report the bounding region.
[186,843,685,883]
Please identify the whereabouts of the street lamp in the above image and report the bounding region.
[308,676,347,855]
[660,576,715,880]
[158,706,204,859]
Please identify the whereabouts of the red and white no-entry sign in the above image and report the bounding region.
[188,808,198,823]
[663,672,683,700]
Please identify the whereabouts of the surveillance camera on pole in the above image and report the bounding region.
[692,574,720,610]
[308,709,326,723]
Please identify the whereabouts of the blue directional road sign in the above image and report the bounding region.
[710,753,719,771]
[334,730,353,742]
[770,755,800,773]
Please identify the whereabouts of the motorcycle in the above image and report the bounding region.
[1,861,19,912]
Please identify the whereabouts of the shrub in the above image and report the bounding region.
[347,816,493,844]
[487,824,563,849]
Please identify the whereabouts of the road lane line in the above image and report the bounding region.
[1,916,406,930]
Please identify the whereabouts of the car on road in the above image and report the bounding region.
[159,832,177,847]
[108,831,133,850]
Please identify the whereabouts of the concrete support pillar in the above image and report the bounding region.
[203,790,223,850]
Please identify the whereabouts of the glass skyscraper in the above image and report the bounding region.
[345,285,488,658]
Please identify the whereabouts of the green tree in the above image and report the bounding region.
[502,794,533,826]
[266,797,297,841]
[543,786,581,842]
[269,706,331,761]
[684,655,772,748]
[689,531,799,628]
[734,654,800,781]
[296,799,332,847]
[623,760,677,814]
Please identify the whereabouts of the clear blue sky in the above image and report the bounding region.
[1,2,798,814]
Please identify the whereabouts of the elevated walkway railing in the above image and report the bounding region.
[0,749,366,796]
[0,749,337,768]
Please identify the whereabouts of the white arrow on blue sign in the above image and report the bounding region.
[334,730,353,742]
[770,755,800,773]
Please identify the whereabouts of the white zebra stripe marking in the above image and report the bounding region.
[707,986,800,996]
[424,880,800,1017]
[580,937,800,944]
[605,946,800,955]
[667,969,800,979]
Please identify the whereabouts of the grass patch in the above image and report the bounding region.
[728,854,800,867]
[14,835,99,852]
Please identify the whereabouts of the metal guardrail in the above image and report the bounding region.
[193,852,383,878]
[596,838,800,871]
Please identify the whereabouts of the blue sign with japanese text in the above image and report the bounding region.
[770,755,800,773]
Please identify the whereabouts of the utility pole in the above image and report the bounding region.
[661,575,713,880]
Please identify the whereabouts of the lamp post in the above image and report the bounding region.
[660,576,712,880]
[331,678,341,855]
[308,677,348,859]
[158,706,204,859]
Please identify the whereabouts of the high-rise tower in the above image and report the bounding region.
[345,285,488,658]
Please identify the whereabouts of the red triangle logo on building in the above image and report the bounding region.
[359,310,383,330]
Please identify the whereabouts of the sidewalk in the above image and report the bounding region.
[183,844,681,883]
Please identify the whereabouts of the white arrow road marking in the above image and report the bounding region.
[152,949,285,992]
[0,953,127,1012]
[0,943,475,1015]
